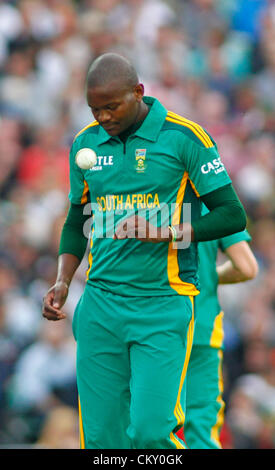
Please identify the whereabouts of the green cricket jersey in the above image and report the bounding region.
[69,96,231,297]
[194,204,251,347]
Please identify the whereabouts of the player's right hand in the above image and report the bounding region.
[42,281,68,321]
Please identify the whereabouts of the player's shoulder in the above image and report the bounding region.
[73,120,100,143]
[162,110,215,149]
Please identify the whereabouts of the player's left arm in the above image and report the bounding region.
[114,132,247,243]
[113,183,247,243]
[217,241,259,284]
[189,182,247,242]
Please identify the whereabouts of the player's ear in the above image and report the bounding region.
[134,83,144,102]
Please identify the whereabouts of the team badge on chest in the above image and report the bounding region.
[135,149,147,173]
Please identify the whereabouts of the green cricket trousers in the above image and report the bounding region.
[185,345,225,449]
[72,284,195,449]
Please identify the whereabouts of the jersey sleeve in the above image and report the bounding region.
[68,141,90,205]
[218,229,252,252]
[181,137,232,197]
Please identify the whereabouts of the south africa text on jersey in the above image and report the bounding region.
[96,193,160,211]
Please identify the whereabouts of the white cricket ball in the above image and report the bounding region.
[75,148,97,170]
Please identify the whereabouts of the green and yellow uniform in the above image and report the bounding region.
[69,97,231,297]
[65,96,238,449]
[184,204,251,449]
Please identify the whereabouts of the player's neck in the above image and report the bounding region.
[135,101,149,124]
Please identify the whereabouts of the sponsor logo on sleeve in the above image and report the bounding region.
[201,157,225,175]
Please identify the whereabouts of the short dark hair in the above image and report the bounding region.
[86,53,139,90]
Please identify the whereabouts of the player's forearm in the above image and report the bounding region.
[173,204,245,243]
[191,202,246,241]
[55,253,81,287]
[171,185,246,243]
[58,203,90,261]
[56,203,90,286]
[217,260,252,284]
[218,241,259,284]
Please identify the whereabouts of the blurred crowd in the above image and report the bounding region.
[0,0,274,449]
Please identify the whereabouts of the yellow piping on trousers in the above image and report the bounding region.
[78,396,85,449]
[210,349,225,448]
[171,296,195,448]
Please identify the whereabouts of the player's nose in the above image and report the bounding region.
[98,109,112,124]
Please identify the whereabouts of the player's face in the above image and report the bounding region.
[87,81,144,136]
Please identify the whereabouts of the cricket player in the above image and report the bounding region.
[182,205,258,448]
[42,53,247,449]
